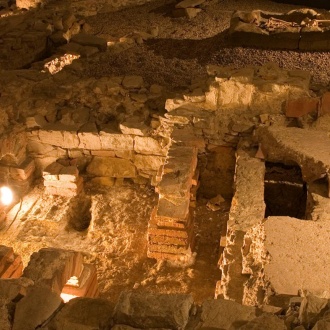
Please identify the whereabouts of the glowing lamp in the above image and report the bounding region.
[0,186,13,205]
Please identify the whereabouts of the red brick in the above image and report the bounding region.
[321,91,330,115]
[285,97,319,118]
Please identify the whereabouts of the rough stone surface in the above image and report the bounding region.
[12,286,62,330]
[47,297,113,330]
[257,126,330,182]
[246,217,330,299]
[199,298,259,329]
[113,291,193,329]
[87,157,136,178]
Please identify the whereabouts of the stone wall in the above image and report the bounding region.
[229,9,330,51]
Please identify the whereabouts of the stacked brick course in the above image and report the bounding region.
[43,162,83,197]
[147,145,198,261]
[0,245,23,279]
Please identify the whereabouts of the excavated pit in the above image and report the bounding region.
[264,162,307,219]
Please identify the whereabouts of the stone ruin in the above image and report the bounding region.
[229,8,330,50]
[1,0,330,329]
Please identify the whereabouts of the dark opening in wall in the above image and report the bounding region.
[264,162,307,219]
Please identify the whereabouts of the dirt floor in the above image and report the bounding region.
[1,0,330,307]
[82,0,330,90]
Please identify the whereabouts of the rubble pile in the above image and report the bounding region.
[0,6,105,70]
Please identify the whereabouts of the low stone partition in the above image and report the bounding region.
[0,245,23,279]
[147,144,198,261]
[217,145,266,304]
[28,123,168,183]
[229,9,330,51]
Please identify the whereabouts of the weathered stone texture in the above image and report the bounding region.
[257,126,330,182]
[87,157,136,178]
[113,291,193,329]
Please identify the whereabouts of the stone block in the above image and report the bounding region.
[300,27,330,51]
[218,80,254,110]
[47,297,113,330]
[58,166,79,182]
[156,197,190,221]
[199,299,259,329]
[286,97,319,118]
[321,91,330,115]
[240,313,286,330]
[134,136,168,156]
[12,286,62,330]
[119,119,150,136]
[87,157,136,178]
[122,75,143,89]
[9,158,35,181]
[134,154,165,171]
[256,126,330,182]
[39,126,79,149]
[23,248,84,294]
[43,162,64,181]
[71,33,107,51]
[113,291,193,329]
[99,132,134,151]
[78,123,102,150]
[244,217,330,301]
[44,177,83,189]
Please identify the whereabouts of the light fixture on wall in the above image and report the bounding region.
[0,186,13,206]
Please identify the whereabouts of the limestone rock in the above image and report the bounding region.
[256,126,330,182]
[87,157,136,178]
[113,291,193,329]
[47,297,113,330]
[239,313,286,329]
[12,286,62,330]
[22,248,83,294]
[199,299,259,329]
[71,33,107,51]
[122,76,144,89]
[299,293,330,328]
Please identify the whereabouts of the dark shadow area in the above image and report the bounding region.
[145,31,229,64]
[264,162,307,219]
[67,195,92,231]
[271,0,330,10]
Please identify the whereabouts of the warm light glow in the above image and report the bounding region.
[0,186,13,206]
[60,292,78,303]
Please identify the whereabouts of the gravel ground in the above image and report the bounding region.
[80,0,330,90]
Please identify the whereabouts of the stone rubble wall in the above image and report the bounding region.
[218,146,266,305]
[229,9,330,51]
[28,125,168,182]
[165,63,311,149]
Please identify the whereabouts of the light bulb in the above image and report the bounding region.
[0,186,13,206]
